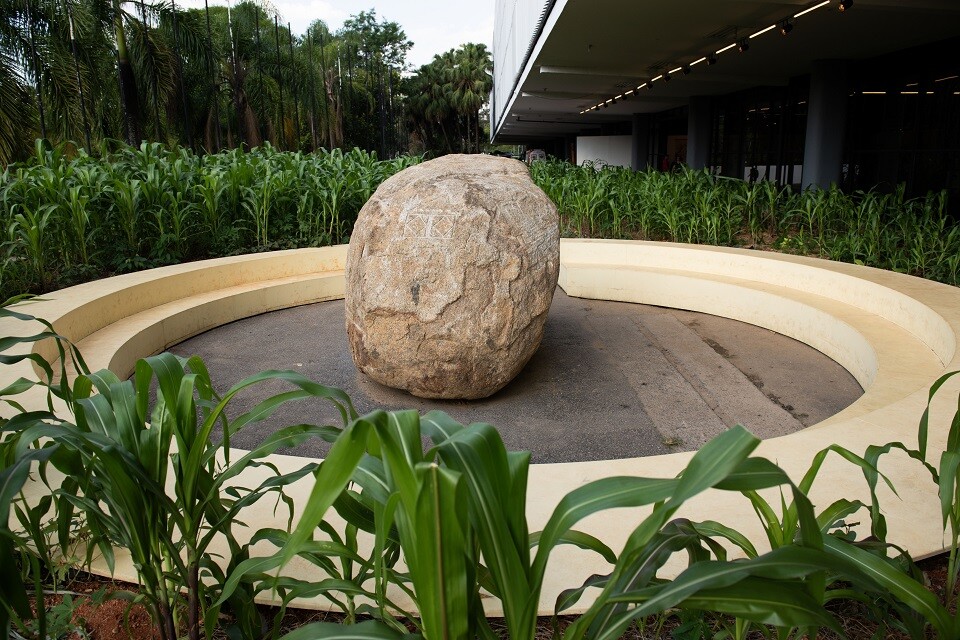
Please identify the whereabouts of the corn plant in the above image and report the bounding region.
[528,158,960,286]
[257,386,960,640]
[0,446,59,638]
[192,171,227,245]
[0,297,89,638]
[61,182,92,267]
[5,294,960,638]
[0,303,359,640]
[3,202,55,291]
[0,142,417,298]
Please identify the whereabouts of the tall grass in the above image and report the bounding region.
[0,141,419,298]
[531,160,960,286]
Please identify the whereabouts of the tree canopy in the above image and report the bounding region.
[0,0,491,164]
[405,43,493,156]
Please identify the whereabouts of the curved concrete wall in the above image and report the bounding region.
[5,240,960,615]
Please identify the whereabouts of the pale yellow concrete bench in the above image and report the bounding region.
[4,239,960,615]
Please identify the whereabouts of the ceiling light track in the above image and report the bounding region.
[579,0,839,113]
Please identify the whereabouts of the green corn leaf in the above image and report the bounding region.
[334,490,378,534]
[671,426,760,506]
[281,415,372,565]
[423,415,533,634]
[251,528,364,565]
[533,475,679,577]
[190,370,357,493]
[257,576,372,603]
[815,498,867,534]
[214,424,338,487]
[145,352,186,410]
[227,388,325,431]
[862,441,936,542]
[0,376,39,397]
[555,571,614,614]
[799,443,894,496]
[713,456,786,491]
[215,554,289,607]
[278,620,413,640]
[1,447,54,520]
[529,529,618,564]
[421,410,466,445]
[822,534,954,638]
[918,370,960,460]
[939,451,960,528]
[539,477,680,640]
[591,546,844,640]
[372,410,425,510]
[743,489,785,549]
[582,519,706,640]
[0,535,30,633]
[690,520,759,558]
[678,577,841,631]
[410,461,470,640]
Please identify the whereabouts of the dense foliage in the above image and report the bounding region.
[406,43,493,155]
[0,141,417,299]
[2,306,960,639]
[531,159,960,286]
[5,144,956,304]
[1,0,491,162]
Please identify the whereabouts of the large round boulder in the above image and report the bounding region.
[345,154,560,399]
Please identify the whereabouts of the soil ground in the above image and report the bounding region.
[27,552,952,639]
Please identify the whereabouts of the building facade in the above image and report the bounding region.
[491,0,960,207]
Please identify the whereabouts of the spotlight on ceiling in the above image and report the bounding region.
[779,20,793,36]
[738,39,750,53]
[839,0,852,11]
[682,66,691,75]
[706,55,717,66]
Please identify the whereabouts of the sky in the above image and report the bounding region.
[176,0,494,69]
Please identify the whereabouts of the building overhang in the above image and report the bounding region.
[492,0,960,143]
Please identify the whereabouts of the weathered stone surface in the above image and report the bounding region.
[345,154,560,399]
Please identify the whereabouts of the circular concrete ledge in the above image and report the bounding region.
[5,239,960,615]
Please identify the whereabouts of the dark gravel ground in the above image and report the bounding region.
[169,290,862,462]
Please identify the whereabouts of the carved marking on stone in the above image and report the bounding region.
[402,210,456,239]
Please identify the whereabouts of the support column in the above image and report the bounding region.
[631,114,650,170]
[687,96,712,170]
[802,60,848,190]
[565,134,577,163]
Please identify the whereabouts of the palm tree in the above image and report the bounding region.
[0,0,92,163]
[94,0,207,146]
[0,2,411,161]
[0,0,208,161]
[0,25,36,163]
[447,43,491,152]
[406,43,492,156]
[407,54,454,153]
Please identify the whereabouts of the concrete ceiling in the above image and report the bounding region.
[493,0,960,142]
